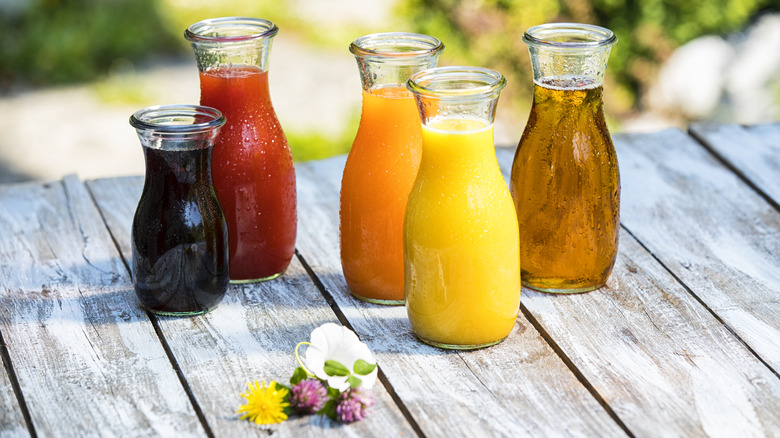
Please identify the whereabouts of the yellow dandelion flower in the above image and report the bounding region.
[237,380,290,425]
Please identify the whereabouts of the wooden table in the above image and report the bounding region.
[1,123,778,437]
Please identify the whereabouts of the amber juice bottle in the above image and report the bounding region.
[510,24,619,293]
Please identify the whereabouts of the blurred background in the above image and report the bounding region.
[1,0,779,183]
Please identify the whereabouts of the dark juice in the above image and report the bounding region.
[199,66,297,281]
[132,146,229,315]
[510,77,620,292]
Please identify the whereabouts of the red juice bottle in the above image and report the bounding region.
[186,17,296,282]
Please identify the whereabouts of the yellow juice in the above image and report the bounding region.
[404,118,521,349]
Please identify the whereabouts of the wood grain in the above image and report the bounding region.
[523,230,780,436]
[497,146,778,436]
[0,350,28,437]
[294,155,627,437]
[86,177,416,438]
[689,122,780,208]
[0,176,206,437]
[613,129,780,371]
[2,122,778,437]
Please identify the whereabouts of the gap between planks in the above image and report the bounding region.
[295,239,633,437]
[294,249,427,438]
[83,178,216,438]
[1,322,37,438]
[515,301,635,438]
[504,135,780,380]
[687,126,780,213]
[619,223,779,380]
[620,129,779,378]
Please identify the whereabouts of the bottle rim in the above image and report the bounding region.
[407,66,506,100]
[523,23,616,49]
[184,17,279,43]
[130,104,226,133]
[350,32,444,59]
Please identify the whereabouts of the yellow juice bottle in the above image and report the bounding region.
[405,67,521,350]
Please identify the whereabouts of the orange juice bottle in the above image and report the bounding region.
[405,67,521,349]
[340,33,444,305]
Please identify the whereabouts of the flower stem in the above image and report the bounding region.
[294,341,315,377]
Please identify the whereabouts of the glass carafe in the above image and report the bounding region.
[405,67,521,349]
[340,33,443,305]
[130,104,229,316]
[510,23,620,293]
[186,17,296,283]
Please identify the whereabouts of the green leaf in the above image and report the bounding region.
[318,399,338,421]
[290,367,308,386]
[353,359,377,376]
[323,360,350,377]
[347,375,362,389]
[327,386,340,398]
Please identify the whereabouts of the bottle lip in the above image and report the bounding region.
[185,17,279,43]
[130,105,226,134]
[523,23,616,49]
[407,66,506,100]
[350,32,444,59]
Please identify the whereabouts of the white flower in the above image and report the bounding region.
[304,323,378,392]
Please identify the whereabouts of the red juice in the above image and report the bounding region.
[199,66,296,281]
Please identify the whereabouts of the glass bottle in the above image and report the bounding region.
[510,23,620,293]
[185,17,296,283]
[130,104,229,316]
[340,33,444,305]
[405,67,521,349]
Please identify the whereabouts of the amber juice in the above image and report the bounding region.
[510,76,620,292]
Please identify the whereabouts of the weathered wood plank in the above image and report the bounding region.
[86,176,416,438]
[0,176,206,437]
[0,349,29,438]
[689,122,780,208]
[294,156,626,437]
[613,129,780,371]
[498,138,780,435]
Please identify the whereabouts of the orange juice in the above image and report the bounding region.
[340,86,422,304]
[404,118,521,348]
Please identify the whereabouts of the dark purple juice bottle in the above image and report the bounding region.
[129,105,229,315]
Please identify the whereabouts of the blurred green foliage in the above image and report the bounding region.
[0,0,180,87]
[397,0,780,117]
[287,116,358,162]
[4,0,778,160]
[0,0,372,161]
[0,0,383,89]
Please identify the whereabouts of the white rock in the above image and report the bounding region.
[647,36,735,119]
[725,13,780,123]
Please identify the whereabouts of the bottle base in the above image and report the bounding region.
[416,335,506,351]
[230,271,284,284]
[142,305,218,317]
[350,292,404,306]
[522,280,605,294]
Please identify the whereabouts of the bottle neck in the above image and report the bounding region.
[524,23,615,87]
[530,80,606,127]
[419,120,498,172]
[356,55,440,92]
[190,38,273,74]
[136,129,219,184]
[350,32,443,92]
[186,17,277,74]
[529,49,611,89]
[143,145,213,187]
